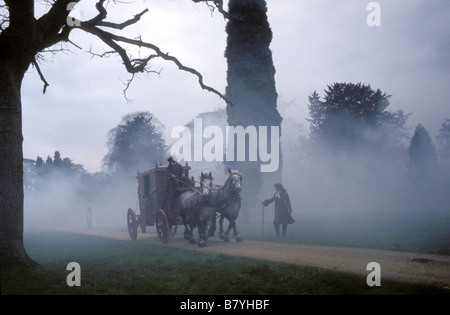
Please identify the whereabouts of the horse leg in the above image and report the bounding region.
[184,225,190,240]
[184,224,195,243]
[197,220,207,248]
[208,213,216,238]
[232,221,242,242]
[227,213,242,242]
[184,211,196,244]
[222,219,232,242]
[182,214,191,241]
[189,223,196,244]
[219,214,227,241]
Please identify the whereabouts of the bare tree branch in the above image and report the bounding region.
[80,23,231,105]
[97,8,149,30]
[10,0,231,105]
[191,0,241,21]
[120,67,162,103]
[74,0,232,105]
[32,57,50,94]
[88,46,117,59]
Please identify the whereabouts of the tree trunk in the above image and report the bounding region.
[0,48,35,267]
[225,0,282,216]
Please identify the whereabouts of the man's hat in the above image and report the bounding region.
[168,156,177,163]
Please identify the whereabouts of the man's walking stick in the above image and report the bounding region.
[262,205,265,240]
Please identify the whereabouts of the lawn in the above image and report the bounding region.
[1,230,448,298]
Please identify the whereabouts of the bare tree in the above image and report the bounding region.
[0,0,230,266]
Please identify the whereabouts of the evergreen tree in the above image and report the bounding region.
[35,156,44,169]
[45,155,53,168]
[32,152,85,183]
[408,124,438,181]
[103,112,167,176]
[53,151,62,168]
[225,0,282,213]
[437,118,450,161]
[34,156,45,178]
[436,118,450,185]
[307,82,409,153]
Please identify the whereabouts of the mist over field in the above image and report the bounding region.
[278,103,450,253]
[24,158,142,233]
[23,102,450,256]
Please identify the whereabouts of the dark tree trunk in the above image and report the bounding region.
[0,59,35,266]
[225,0,282,215]
[0,11,36,266]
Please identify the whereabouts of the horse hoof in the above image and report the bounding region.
[236,237,243,242]
[223,237,230,242]
[189,239,196,244]
[198,242,207,248]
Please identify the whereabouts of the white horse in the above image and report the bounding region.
[178,172,214,247]
[208,169,243,242]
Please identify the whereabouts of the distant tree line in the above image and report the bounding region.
[281,81,450,254]
[304,82,449,179]
[24,111,168,202]
[34,151,85,178]
[307,82,409,151]
[24,97,450,195]
[24,151,84,193]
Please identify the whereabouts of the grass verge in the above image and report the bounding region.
[1,230,448,296]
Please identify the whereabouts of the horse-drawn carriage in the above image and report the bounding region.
[126,163,191,243]
[127,162,243,247]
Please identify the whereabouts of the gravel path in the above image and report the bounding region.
[67,228,450,289]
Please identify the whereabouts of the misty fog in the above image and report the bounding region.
[23,102,450,255]
[24,162,138,233]
[278,102,449,253]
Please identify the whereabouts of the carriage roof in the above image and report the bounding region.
[136,162,191,189]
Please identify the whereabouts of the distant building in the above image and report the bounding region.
[178,110,228,185]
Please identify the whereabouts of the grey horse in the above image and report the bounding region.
[178,172,215,247]
[208,169,243,242]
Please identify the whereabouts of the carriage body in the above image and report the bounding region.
[127,163,191,242]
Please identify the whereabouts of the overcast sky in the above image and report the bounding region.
[21,0,450,172]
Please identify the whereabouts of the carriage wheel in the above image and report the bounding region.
[127,208,138,241]
[156,209,169,244]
